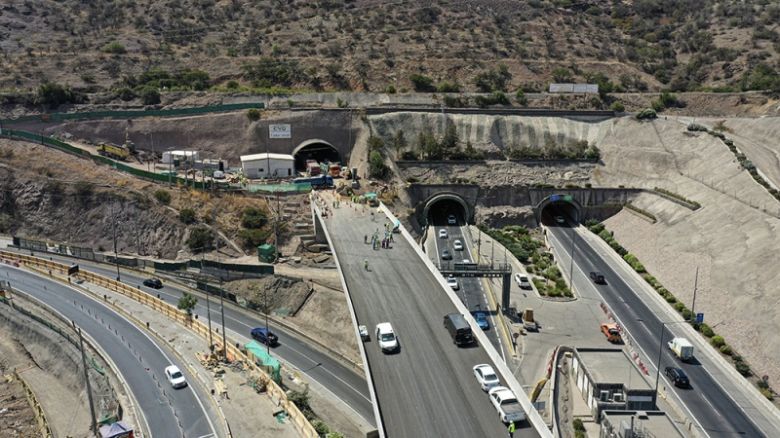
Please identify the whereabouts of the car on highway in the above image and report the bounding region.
[438,229,448,238]
[251,327,279,347]
[514,273,531,290]
[143,278,163,289]
[453,240,464,251]
[473,311,489,330]
[376,322,399,353]
[446,277,459,290]
[441,249,452,260]
[665,367,690,388]
[590,271,605,284]
[473,364,500,391]
[554,215,565,224]
[447,214,457,225]
[164,365,187,389]
[488,386,526,424]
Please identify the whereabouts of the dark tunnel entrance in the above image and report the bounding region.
[424,196,470,227]
[539,199,581,227]
[293,140,341,172]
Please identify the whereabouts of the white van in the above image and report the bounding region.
[514,273,531,290]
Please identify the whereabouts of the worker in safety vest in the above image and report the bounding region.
[507,421,516,438]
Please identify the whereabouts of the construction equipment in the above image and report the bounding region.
[97,143,131,160]
[521,308,537,332]
[600,323,622,343]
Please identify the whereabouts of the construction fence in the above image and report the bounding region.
[0,250,318,438]
[0,102,265,125]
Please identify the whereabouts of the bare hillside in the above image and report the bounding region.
[0,0,778,104]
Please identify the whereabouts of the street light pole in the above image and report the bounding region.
[264,289,270,355]
[690,266,699,320]
[200,251,213,353]
[654,322,667,396]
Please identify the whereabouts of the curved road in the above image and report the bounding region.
[19,250,375,426]
[1,265,220,438]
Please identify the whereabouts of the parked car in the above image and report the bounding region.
[489,386,527,423]
[441,249,452,260]
[590,271,605,284]
[447,214,457,225]
[473,311,490,330]
[453,240,464,251]
[251,327,279,347]
[143,278,163,289]
[665,367,690,388]
[438,229,448,239]
[164,365,187,389]
[375,322,399,353]
[446,277,459,290]
[514,273,531,290]
[473,364,500,391]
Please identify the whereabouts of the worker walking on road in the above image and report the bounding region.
[364,259,369,271]
[507,421,515,438]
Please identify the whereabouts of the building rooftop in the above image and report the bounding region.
[601,410,685,438]
[576,348,651,390]
[241,153,294,162]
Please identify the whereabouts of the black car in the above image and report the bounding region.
[143,278,163,289]
[589,271,605,284]
[441,249,452,260]
[251,327,279,347]
[665,366,690,388]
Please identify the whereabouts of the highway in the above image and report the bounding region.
[16,249,376,426]
[322,203,539,437]
[546,215,765,438]
[428,212,505,357]
[0,265,220,438]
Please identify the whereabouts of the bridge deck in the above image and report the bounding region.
[318,195,538,438]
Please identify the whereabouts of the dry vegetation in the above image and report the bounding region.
[0,0,779,107]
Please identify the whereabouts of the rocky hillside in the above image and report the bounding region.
[1,0,779,105]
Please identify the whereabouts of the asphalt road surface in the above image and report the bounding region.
[428,213,505,357]
[16,250,375,426]
[0,265,220,438]
[323,204,538,438]
[546,217,765,438]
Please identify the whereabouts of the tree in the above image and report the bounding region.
[241,207,268,228]
[417,131,443,160]
[409,74,435,92]
[179,208,197,224]
[367,136,384,152]
[369,151,389,179]
[177,292,198,316]
[139,86,160,105]
[515,89,528,106]
[474,65,512,92]
[441,122,458,151]
[551,67,573,83]
[246,108,261,121]
[392,130,408,154]
[187,226,214,252]
[36,82,81,107]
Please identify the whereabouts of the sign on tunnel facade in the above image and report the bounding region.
[269,124,292,139]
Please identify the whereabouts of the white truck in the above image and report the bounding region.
[668,337,694,362]
[488,386,526,424]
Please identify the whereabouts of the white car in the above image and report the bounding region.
[489,386,527,424]
[554,215,565,224]
[447,214,457,225]
[473,364,500,391]
[446,277,459,290]
[438,229,448,239]
[164,365,187,389]
[514,273,531,290]
[375,322,399,353]
[453,240,463,251]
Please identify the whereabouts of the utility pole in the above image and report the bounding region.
[213,205,227,362]
[690,266,699,320]
[264,288,270,355]
[111,202,121,281]
[490,241,494,269]
[274,190,281,263]
[201,251,213,353]
[78,328,99,438]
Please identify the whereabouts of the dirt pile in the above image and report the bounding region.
[226,275,312,316]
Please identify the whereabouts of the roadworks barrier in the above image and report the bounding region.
[0,250,319,438]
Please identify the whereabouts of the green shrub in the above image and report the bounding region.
[573,418,585,432]
[410,74,435,92]
[311,420,330,435]
[437,81,460,92]
[115,87,136,101]
[179,208,197,224]
[610,101,625,112]
[720,344,733,355]
[711,335,725,348]
[186,226,214,252]
[385,85,396,94]
[287,389,314,420]
[241,207,268,228]
[36,82,83,107]
[226,80,240,90]
[760,387,774,400]
[239,228,271,248]
[369,150,389,179]
[515,89,528,106]
[247,108,261,121]
[673,301,685,312]
[153,189,171,205]
[700,324,714,337]
[681,309,693,320]
[623,253,646,273]
[139,86,160,105]
[665,294,676,303]
[735,360,752,377]
[636,108,657,120]
[102,41,126,54]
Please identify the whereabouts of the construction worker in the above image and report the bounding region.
[364,259,369,271]
[507,421,516,438]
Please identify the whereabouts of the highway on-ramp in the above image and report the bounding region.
[323,205,539,437]
[547,219,765,438]
[17,249,375,426]
[0,265,220,438]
